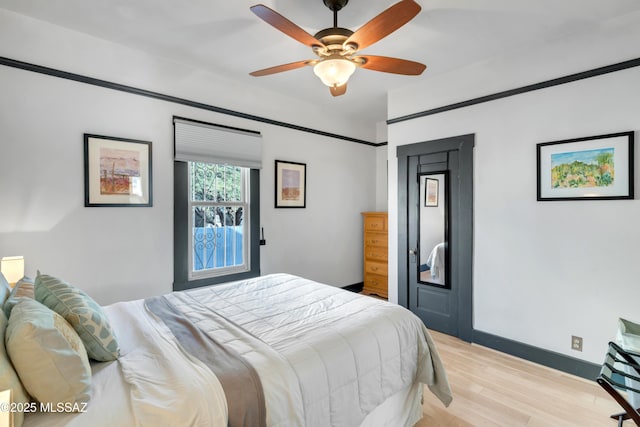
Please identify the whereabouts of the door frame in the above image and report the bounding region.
[397,134,474,342]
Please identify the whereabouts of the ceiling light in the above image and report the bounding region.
[313,57,356,88]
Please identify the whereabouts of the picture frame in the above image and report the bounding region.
[84,134,152,207]
[536,131,634,201]
[424,178,439,207]
[275,160,306,208]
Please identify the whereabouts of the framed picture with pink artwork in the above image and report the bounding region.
[275,160,306,208]
[84,134,152,207]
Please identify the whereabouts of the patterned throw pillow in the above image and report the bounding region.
[6,298,91,407]
[35,273,119,361]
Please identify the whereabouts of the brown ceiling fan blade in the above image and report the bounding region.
[250,60,311,77]
[330,83,347,97]
[250,4,324,48]
[345,0,421,51]
[357,55,426,75]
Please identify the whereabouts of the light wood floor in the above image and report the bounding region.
[417,331,623,427]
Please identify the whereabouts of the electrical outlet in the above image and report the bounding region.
[571,335,583,352]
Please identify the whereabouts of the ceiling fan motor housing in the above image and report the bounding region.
[314,27,354,51]
[323,0,348,11]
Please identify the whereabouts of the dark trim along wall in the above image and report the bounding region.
[0,56,640,147]
[473,330,600,380]
[0,56,377,146]
[388,56,640,124]
[341,282,364,293]
[4,55,638,147]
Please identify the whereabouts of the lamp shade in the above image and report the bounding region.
[313,58,356,87]
[0,389,10,427]
[1,256,24,286]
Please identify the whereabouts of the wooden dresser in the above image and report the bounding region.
[361,212,388,299]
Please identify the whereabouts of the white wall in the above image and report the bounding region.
[259,129,376,286]
[387,13,640,363]
[375,146,388,211]
[0,10,377,305]
[374,121,389,211]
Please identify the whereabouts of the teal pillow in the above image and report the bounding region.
[0,310,29,427]
[34,273,119,362]
[6,298,91,407]
[3,276,34,319]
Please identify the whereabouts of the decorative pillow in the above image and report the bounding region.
[0,310,30,427]
[34,273,119,361]
[5,298,91,407]
[3,276,35,319]
[13,277,34,297]
[0,273,10,306]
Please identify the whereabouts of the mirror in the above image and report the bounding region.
[418,172,449,287]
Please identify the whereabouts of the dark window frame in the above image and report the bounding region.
[173,161,260,291]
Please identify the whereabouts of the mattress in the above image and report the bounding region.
[23,273,451,426]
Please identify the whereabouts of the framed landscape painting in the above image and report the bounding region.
[84,134,153,207]
[536,132,634,201]
[275,160,306,208]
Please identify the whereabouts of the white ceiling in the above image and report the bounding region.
[1,0,638,129]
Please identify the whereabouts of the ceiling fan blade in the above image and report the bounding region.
[250,4,324,48]
[330,83,347,97]
[250,60,311,77]
[345,0,421,51]
[357,55,426,75]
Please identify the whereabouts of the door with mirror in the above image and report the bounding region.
[399,134,473,341]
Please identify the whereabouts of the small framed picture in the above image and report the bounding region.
[536,131,634,201]
[425,178,439,207]
[275,160,306,208]
[84,134,152,207]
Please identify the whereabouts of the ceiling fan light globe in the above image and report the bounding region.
[313,58,356,87]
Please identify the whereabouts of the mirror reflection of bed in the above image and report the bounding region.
[419,172,447,287]
[420,242,445,285]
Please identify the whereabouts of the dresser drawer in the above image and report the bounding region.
[364,246,388,262]
[364,215,386,232]
[364,233,387,247]
[362,212,388,299]
[364,273,388,297]
[365,261,387,276]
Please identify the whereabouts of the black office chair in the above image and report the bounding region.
[597,341,640,426]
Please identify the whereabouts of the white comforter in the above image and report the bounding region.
[24,273,451,427]
[23,298,228,427]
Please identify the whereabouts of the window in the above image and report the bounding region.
[173,117,261,291]
[189,163,249,279]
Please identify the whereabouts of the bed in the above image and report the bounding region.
[9,273,451,427]
[420,243,445,285]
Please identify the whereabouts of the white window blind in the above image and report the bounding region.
[174,117,262,169]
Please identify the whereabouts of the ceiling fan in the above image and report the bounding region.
[249,0,426,97]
